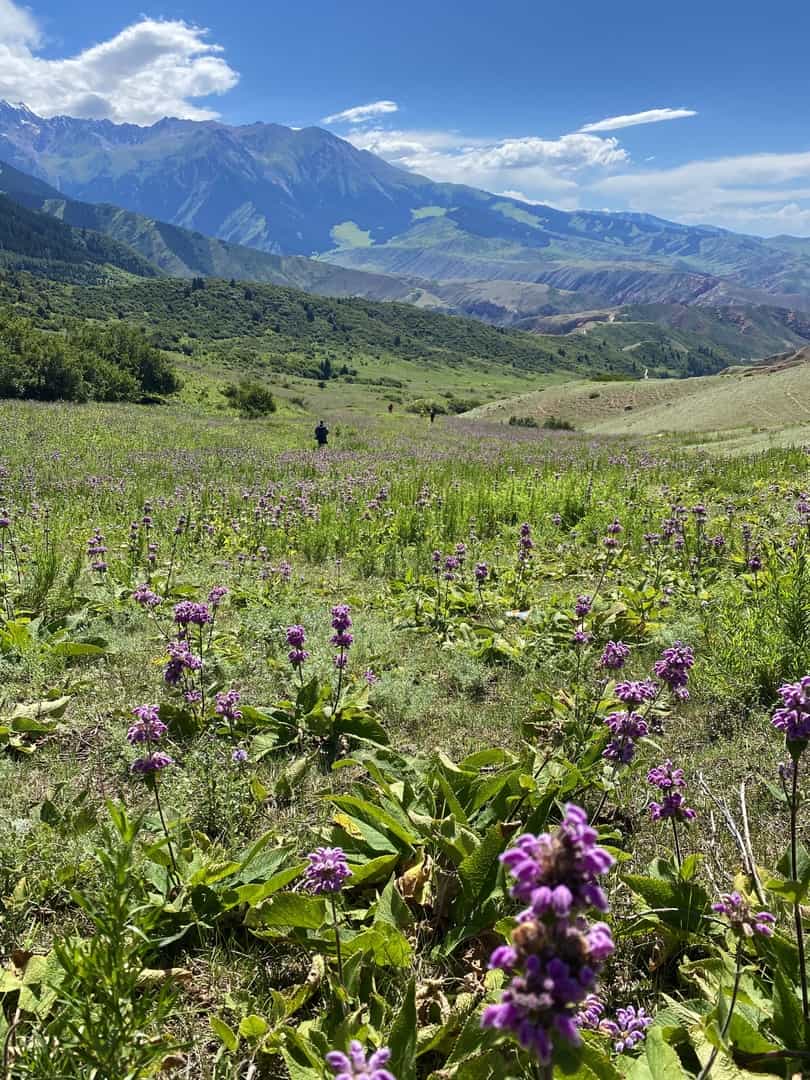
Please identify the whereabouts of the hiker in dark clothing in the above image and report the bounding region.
[387,402,394,414]
[429,407,436,424]
[315,420,329,447]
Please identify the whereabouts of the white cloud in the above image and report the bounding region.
[592,150,810,235]
[346,126,626,199]
[0,3,239,124]
[322,100,398,125]
[0,0,38,45]
[579,107,697,133]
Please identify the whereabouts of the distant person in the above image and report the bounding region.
[315,419,329,447]
[429,407,437,424]
[387,402,394,414]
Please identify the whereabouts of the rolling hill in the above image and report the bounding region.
[468,347,810,447]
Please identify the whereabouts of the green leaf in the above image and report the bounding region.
[642,1028,688,1078]
[342,924,411,967]
[249,892,326,929]
[375,878,413,929]
[457,824,504,904]
[51,641,106,657]
[210,1015,239,1052]
[233,863,306,906]
[337,711,390,745]
[346,853,398,887]
[771,968,805,1049]
[238,1014,269,1040]
[330,794,418,849]
[388,977,417,1080]
[10,696,70,720]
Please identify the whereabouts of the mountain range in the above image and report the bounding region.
[1,101,810,362]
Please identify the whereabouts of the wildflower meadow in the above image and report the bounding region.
[0,398,809,1078]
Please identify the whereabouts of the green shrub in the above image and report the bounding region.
[542,414,575,430]
[223,378,277,417]
[0,313,177,402]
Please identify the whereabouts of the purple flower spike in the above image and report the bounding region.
[575,595,592,618]
[173,600,212,627]
[326,1041,396,1080]
[600,641,630,670]
[499,803,614,916]
[127,704,167,745]
[772,676,810,745]
[712,892,775,937]
[303,846,352,894]
[614,680,657,708]
[649,791,696,823]
[603,711,649,764]
[647,761,687,790]
[600,1005,653,1053]
[654,642,695,690]
[131,751,174,775]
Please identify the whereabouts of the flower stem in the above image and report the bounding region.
[696,943,742,1080]
[152,778,180,888]
[671,816,682,870]
[330,895,345,989]
[791,757,809,1022]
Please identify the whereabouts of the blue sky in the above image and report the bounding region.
[2,0,810,234]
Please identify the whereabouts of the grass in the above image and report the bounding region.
[470,358,810,449]
[0,382,809,1075]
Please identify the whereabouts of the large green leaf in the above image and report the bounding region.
[771,968,806,1049]
[388,978,417,1080]
[247,892,326,929]
[457,824,504,905]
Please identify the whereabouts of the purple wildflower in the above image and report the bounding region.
[131,751,174,775]
[126,704,167,745]
[483,809,614,1064]
[163,639,202,686]
[647,760,686,791]
[208,585,228,607]
[653,642,695,690]
[285,625,310,668]
[499,803,614,917]
[772,676,810,745]
[649,792,696,823]
[600,641,630,670]
[475,562,489,582]
[482,917,614,1064]
[173,600,212,627]
[215,689,242,722]
[600,1006,653,1053]
[364,668,378,685]
[615,677,657,707]
[132,583,162,608]
[576,994,604,1030]
[712,892,775,937]
[572,629,593,646]
[331,604,353,669]
[603,712,649,764]
[575,595,592,618]
[303,847,352,895]
[232,747,248,765]
[326,1042,395,1080]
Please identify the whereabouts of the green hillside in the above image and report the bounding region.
[4,272,735,385]
[0,193,158,282]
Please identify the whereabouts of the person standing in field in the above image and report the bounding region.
[315,419,329,447]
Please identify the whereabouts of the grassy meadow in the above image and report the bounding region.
[1,385,810,1078]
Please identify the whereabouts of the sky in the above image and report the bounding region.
[1,0,810,235]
